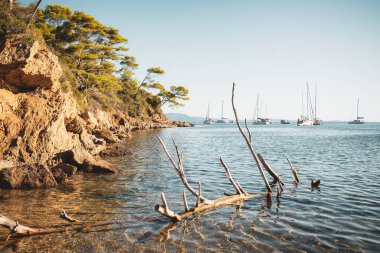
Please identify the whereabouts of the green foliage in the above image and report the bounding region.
[35,5,127,93]
[0,0,28,38]
[149,84,190,112]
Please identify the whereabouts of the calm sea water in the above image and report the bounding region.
[1,122,380,252]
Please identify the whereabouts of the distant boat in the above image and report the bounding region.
[348,98,365,124]
[280,119,290,124]
[313,84,322,125]
[297,83,314,126]
[215,100,229,123]
[252,95,271,125]
[204,103,214,124]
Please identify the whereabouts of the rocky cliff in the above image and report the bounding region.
[0,34,191,189]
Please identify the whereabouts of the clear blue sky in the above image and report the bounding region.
[33,0,380,121]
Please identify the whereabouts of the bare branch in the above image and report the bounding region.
[286,156,299,184]
[27,0,43,28]
[0,215,40,237]
[156,135,208,202]
[258,154,285,187]
[182,190,189,212]
[155,193,181,222]
[60,207,81,223]
[236,181,247,194]
[220,156,243,195]
[196,181,202,207]
[244,118,252,143]
[231,83,272,192]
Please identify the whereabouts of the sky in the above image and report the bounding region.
[32,0,380,121]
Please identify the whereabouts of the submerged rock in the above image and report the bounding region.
[100,143,131,157]
[0,164,57,189]
[83,159,117,173]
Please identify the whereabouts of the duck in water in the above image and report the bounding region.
[311,179,321,188]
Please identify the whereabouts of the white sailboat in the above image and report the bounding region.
[216,100,229,123]
[252,94,271,125]
[348,98,365,124]
[204,103,214,124]
[313,84,322,125]
[297,83,314,126]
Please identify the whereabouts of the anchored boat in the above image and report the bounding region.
[204,103,214,124]
[348,98,365,124]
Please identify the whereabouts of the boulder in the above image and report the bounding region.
[50,163,77,183]
[0,35,62,92]
[50,166,67,184]
[58,149,116,174]
[0,164,57,189]
[83,159,117,174]
[100,143,131,157]
[93,129,119,144]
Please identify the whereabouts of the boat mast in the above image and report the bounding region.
[314,83,317,120]
[357,98,359,120]
[206,103,210,120]
[221,100,224,119]
[306,83,309,119]
[301,92,304,116]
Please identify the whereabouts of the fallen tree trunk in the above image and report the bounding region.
[155,192,262,222]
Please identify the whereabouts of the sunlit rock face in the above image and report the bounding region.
[0,34,111,189]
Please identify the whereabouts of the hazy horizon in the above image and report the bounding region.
[36,0,380,122]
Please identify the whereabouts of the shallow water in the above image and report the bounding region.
[1,122,380,252]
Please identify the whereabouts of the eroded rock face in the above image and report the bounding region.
[0,34,112,189]
[0,35,62,92]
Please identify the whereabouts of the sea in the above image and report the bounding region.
[1,122,379,252]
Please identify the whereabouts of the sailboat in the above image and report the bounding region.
[297,83,314,126]
[204,103,214,124]
[313,84,322,125]
[348,98,365,124]
[280,119,290,124]
[216,100,229,123]
[252,95,271,125]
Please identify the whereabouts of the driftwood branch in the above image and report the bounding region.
[286,156,299,184]
[155,193,261,222]
[220,156,243,195]
[155,193,181,222]
[231,83,272,192]
[0,215,40,241]
[258,154,285,187]
[155,135,264,222]
[196,181,202,207]
[182,190,189,212]
[60,207,81,223]
[153,83,304,223]
[244,119,252,143]
[236,181,247,194]
[156,135,208,203]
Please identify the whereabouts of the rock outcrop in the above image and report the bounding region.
[0,34,61,92]
[0,35,113,189]
[0,34,192,189]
